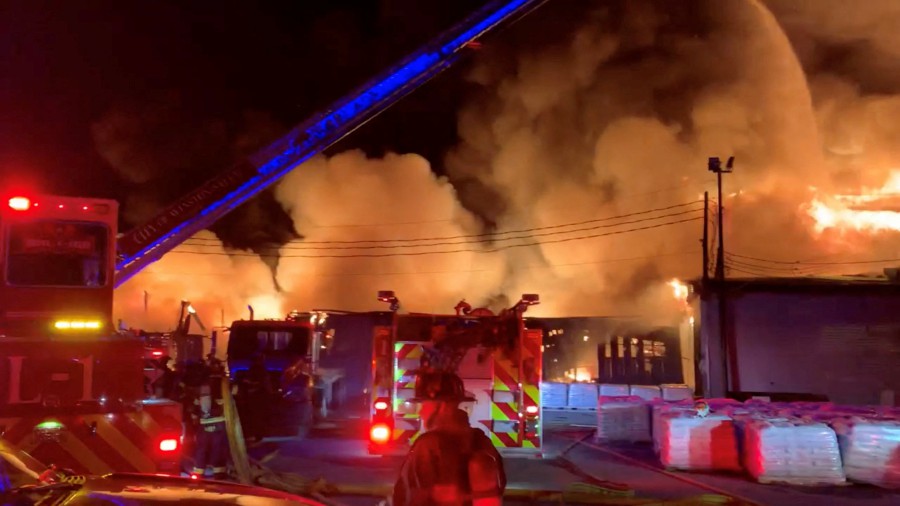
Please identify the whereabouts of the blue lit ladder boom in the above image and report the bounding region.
[115,0,549,287]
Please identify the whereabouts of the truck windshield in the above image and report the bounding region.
[228,326,310,360]
[5,221,108,287]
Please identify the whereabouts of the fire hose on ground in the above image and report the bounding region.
[220,377,746,505]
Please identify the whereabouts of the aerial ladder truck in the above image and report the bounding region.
[0,0,549,475]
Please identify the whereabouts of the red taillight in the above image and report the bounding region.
[525,405,539,416]
[374,400,389,411]
[158,438,179,452]
[152,351,163,357]
[8,196,30,211]
[370,424,391,444]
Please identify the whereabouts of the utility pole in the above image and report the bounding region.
[708,157,734,280]
[708,156,734,396]
[702,192,709,283]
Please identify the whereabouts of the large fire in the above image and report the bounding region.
[808,170,900,233]
[669,279,689,307]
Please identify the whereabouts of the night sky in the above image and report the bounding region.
[1,0,490,242]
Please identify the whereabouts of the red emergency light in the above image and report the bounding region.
[525,405,539,416]
[369,423,391,444]
[151,350,164,357]
[374,399,389,411]
[8,196,31,211]
[158,437,180,453]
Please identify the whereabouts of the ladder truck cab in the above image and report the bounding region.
[0,194,183,475]
[225,312,319,437]
[368,291,544,457]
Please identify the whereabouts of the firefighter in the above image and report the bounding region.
[236,353,272,443]
[392,371,506,506]
[205,352,225,377]
[151,355,176,399]
[190,380,229,479]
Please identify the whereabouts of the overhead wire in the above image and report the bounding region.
[183,207,704,251]
[727,252,900,267]
[724,255,821,274]
[181,181,714,233]
[145,249,700,278]
[170,217,703,259]
[183,200,703,246]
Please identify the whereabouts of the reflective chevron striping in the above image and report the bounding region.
[84,415,156,473]
[0,402,182,475]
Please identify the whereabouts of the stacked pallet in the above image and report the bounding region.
[660,384,693,402]
[742,418,846,486]
[568,383,599,409]
[629,385,661,401]
[540,382,569,409]
[596,396,652,443]
[658,412,741,472]
[832,418,900,489]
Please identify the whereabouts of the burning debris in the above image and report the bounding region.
[807,170,900,233]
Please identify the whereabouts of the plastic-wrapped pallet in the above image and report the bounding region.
[596,396,651,443]
[630,385,661,401]
[832,418,900,489]
[652,401,695,454]
[742,418,846,486]
[540,382,569,409]
[658,412,741,471]
[568,382,599,409]
[598,384,630,397]
[660,384,693,402]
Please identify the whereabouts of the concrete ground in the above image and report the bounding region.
[246,419,899,506]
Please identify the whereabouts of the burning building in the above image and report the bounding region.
[529,317,685,387]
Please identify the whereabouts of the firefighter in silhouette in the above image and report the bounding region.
[236,353,272,442]
[151,355,176,399]
[392,371,506,506]
[190,379,229,479]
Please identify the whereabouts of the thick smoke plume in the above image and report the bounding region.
[440,0,900,319]
[113,0,900,329]
[113,231,279,329]
[273,151,508,314]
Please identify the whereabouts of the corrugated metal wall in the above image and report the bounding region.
[710,291,900,405]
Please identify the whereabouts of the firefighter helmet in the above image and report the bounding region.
[410,371,476,403]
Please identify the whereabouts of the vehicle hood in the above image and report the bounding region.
[62,473,323,505]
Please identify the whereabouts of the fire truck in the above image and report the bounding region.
[224,308,364,438]
[368,292,544,456]
[1,0,546,475]
[0,194,183,475]
[225,313,318,437]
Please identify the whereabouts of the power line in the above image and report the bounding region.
[728,252,900,266]
[142,249,699,278]
[724,265,768,277]
[170,217,702,259]
[183,200,703,246]
[724,255,820,274]
[183,207,703,251]
[184,182,715,232]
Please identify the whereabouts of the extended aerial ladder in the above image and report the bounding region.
[114,0,550,286]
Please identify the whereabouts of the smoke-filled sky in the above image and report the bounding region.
[3,1,900,329]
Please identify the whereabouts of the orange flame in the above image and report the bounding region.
[807,170,900,233]
[669,279,689,304]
